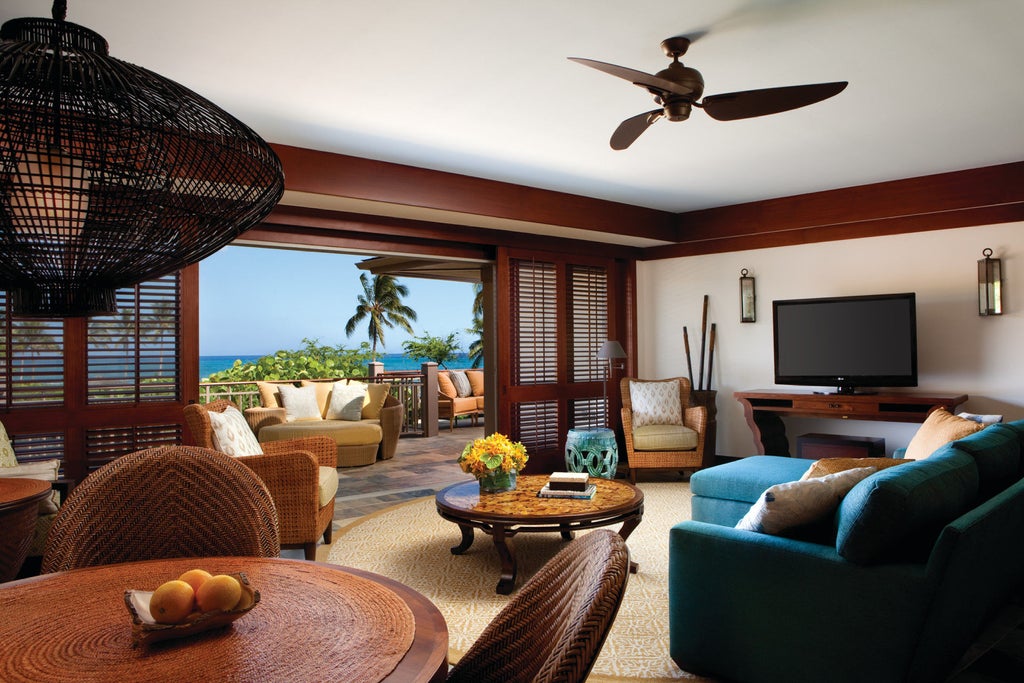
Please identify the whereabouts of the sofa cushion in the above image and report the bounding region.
[904,408,984,460]
[736,466,877,535]
[300,380,334,418]
[691,456,813,505]
[318,465,340,507]
[951,423,1022,499]
[633,424,698,451]
[277,384,323,422]
[259,420,383,447]
[209,406,265,457]
[466,370,484,397]
[256,381,286,409]
[629,379,682,428]
[362,383,390,420]
[836,449,979,564]
[326,381,367,421]
[448,370,471,397]
[437,371,458,399]
[801,457,908,480]
[0,421,16,467]
[0,458,61,513]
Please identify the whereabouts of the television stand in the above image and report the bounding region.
[734,389,968,456]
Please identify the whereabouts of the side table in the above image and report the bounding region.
[0,478,51,582]
[565,427,618,478]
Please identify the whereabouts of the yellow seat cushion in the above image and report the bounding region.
[259,420,383,447]
[318,465,340,507]
[633,424,698,451]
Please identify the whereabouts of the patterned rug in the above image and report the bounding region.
[326,481,715,682]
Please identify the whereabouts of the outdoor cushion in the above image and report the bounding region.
[256,381,286,409]
[466,370,484,396]
[260,420,383,447]
[361,383,390,420]
[450,370,472,397]
[326,381,367,421]
[301,380,334,417]
[836,449,979,564]
[276,384,323,422]
[437,372,458,399]
[633,424,698,451]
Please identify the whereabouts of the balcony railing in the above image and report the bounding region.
[196,363,442,436]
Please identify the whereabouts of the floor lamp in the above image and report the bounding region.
[597,341,627,428]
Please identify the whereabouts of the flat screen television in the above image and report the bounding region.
[773,292,917,395]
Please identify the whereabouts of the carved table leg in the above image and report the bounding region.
[491,526,517,594]
[619,514,642,574]
[450,524,474,555]
[560,523,575,541]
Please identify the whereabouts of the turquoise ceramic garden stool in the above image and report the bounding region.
[565,428,618,478]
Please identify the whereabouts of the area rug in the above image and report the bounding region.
[326,481,716,682]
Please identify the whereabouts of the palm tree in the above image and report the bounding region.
[344,273,417,360]
[467,282,484,368]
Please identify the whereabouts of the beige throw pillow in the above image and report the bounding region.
[362,383,390,420]
[256,381,285,409]
[277,384,323,422]
[629,380,683,428]
[0,421,16,468]
[904,407,984,460]
[450,370,472,397]
[208,406,264,457]
[327,381,367,421]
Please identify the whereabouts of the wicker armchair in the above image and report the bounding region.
[620,377,707,483]
[448,529,630,683]
[42,446,279,573]
[184,400,338,560]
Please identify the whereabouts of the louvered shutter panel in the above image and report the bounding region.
[0,292,64,408]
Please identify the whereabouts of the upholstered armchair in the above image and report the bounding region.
[620,377,706,483]
[184,400,338,560]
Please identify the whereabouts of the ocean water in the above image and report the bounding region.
[199,353,476,379]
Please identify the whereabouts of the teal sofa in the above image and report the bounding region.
[669,420,1024,683]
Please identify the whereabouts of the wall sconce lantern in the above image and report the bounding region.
[978,248,1002,316]
[740,269,756,323]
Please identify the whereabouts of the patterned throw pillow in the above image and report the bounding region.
[0,421,17,468]
[450,370,472,398]
[208,406,264,457]
[327,381,367,421]
[276,384,323,422]
[629,380,683,428]
[736,466,877,535]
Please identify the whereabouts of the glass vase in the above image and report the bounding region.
[479,468,517,493]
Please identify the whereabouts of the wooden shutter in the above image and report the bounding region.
[87,274,181,404]
[0,293,65,409]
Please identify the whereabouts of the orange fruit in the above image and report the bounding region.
[178,568,213,593]
[195,574,242,612]
[149,579,195,624]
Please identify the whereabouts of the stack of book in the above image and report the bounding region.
[538,472,596,499]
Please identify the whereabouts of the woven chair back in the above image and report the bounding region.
[42,446,280,573]
[447,529,630,683]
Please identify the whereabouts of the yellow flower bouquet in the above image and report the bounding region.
[458,433,528,493]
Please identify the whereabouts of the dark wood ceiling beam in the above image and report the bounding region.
[271,143,676,242]
[257,204,645,259]
[649,161,1024,258]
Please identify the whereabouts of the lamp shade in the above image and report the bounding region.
[0,4,284,316]
[597,340,626,360]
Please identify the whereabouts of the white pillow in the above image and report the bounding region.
[0,458,62,513]
[326,380,367,421]
[0,421,16,468]
[629,380,682,428]
[208,406,264,457]
[736,466,877,535]
[276,384,323,422]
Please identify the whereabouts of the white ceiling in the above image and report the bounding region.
[4,0,1024,217]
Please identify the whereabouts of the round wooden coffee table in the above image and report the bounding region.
[435,474,643,594]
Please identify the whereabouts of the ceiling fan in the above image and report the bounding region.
[569,36,847,150]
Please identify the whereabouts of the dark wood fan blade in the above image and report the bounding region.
[701,81,847,121]
[568,57,694,97]
[610,110,663,150]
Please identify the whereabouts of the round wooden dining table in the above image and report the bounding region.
[0,556,448,683]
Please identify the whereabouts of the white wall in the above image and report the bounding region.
[637,221,1023,458]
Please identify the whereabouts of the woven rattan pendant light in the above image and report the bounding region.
[0,1,284,316]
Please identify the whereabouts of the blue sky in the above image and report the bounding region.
[199,246,477,356]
